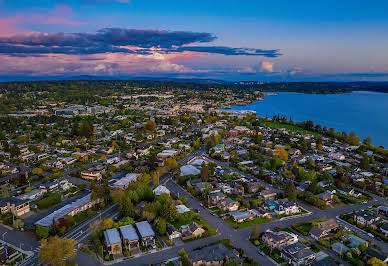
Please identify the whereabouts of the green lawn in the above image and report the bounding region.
[261,121,318,136]
[225,217,273,229]
[291,218,326,235]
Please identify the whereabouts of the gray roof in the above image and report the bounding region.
[0,197,28,207]
[104,228,121,245]
[188,244,241,263]
[35,193,92,227]
[135,221,155,238]
[119,225,139,242]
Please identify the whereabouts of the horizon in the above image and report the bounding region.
[0,1,388,81]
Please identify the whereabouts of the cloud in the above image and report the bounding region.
[176,46,280,57]
[0,28,280,58]
[288,67,303,76]
[259,61,274,72]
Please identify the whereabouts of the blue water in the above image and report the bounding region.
[224,91,388,148]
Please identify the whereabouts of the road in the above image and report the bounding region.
[21,203,119,266]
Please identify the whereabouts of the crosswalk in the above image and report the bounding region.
[33,245,41,253]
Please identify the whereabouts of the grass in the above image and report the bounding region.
[261,121,318,136]
[292,218,326,235]
[225,216,273,229]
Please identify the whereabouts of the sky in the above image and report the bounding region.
[0,0,388,81]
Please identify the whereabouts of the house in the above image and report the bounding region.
[377,206,388,216]
[380,224,388,236]
[328,152,345,161]
[153,185,170,196]
[342,234,368,248]
[259,189,277,200]
[229,210,254,223]
[281,242,316,266]
[176,204,190,214]
[16,188,44,201]
[81,170,102,181]
[331,242,349,255]
[119,225,139,251]
[317,191,334,204]
[338,188,361,198]
[180,165,200,176]
[0,198,30,216]
[208,192,226,207]
[42,160,64,169]
[217,198,239,212]
[188,243,242,266]
[353,211,380,227]
[61,157,77,165]
[111,174,139,190]
[104,228,122,255]
[310,219,339,240]
[35,194,102,227]
[72,151,89,161]
[40,181,59,192]
[262,230,298,249]
[135,221,155,247]
[166,224,181,240]
[180,222,205,240]
[272,200,300,215]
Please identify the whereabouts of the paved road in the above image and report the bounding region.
[164,179,277,266]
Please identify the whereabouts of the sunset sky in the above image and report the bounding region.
[0,0,388,81]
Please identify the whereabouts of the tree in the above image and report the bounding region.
[363,137,372,146]
[154,217,166,235]
[152,172,159,187]
[10,144,20,158]
[119,195,134,217]
[200,162,208,182]
[160,198,178,223]
[39,236,77,266]
[360,155,370,170]
[251,224,260,240]
[284,182,297,201]
[367,257,385,266]
[144,119,156,132]
[100,218,115,231]
[1,184,10,198]
[13,218,24,229]
[32,167,44,176]
[273,146,288,161]
[36,226,49,239]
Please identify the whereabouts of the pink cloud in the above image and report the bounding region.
[0,16,25,37]
[260,61,274,72]
[0,52,200,77]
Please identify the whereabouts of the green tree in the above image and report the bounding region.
[119,194,135,217]
[13,218,24,230]
[200,162,208,182]
[154,217,166,235]
[284,182,297,201]
[36,226,49,239]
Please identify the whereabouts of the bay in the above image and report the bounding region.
[223,91,388,148]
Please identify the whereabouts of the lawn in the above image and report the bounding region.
[225,216,273,229]
[291,218,326,235]
[261,121,318,136]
